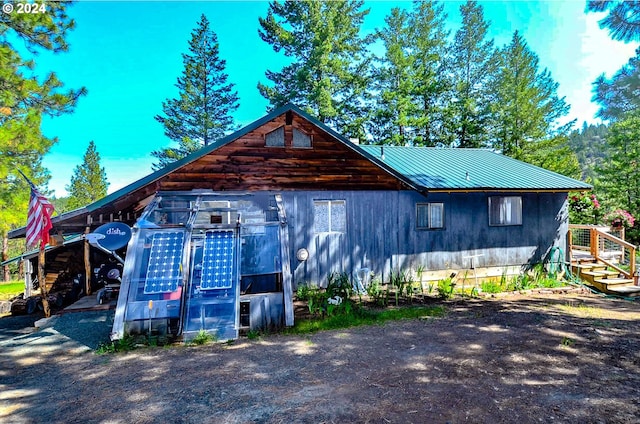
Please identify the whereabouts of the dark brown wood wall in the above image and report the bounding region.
[61,111,407,231]
[157,112,405,192]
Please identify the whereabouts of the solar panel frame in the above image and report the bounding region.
[200,230,236,290]
[143,231,185,294]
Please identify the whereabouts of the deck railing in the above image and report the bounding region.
[569,224,636,279]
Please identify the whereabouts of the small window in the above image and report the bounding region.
[265,126,284,147]
[489,196,522,226]
[416,203,444,229]
[292,128,311,148]
[313,200,346,233]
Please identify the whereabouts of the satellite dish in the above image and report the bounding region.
[92,222,132,251]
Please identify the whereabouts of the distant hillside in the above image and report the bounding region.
[568,122,609,181]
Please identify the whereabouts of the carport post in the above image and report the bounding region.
[84,227,91,295]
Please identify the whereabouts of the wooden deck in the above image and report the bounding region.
[60,293,116,314]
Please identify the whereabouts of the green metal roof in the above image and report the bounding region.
[359,146,592,191]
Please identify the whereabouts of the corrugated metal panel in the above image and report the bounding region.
[359,146,592,191]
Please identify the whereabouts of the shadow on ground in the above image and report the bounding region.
[1,294,639,423]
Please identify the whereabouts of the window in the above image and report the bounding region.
[489,196,522,226]
[292,128,311,148]
[313,200,346,233]
[265,126,284,147]
[416,203,444,229]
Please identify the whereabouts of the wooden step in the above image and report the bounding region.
[607,286,640,297]
[581,270,620,278]
[594,277,634,286]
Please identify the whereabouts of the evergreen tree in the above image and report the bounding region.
[153,14,239,170]
[408,0,451,146]
[258,0,371,139]
[568,122,609,180]
[449,0,496,148]
[1,2,86,279]
[490,31,578,176]
[369,1,450,146]
[596,114,640,225]
[586,1,640,43]
[368,8,416,145]
[592,48,640,121]
[66,141,109,209]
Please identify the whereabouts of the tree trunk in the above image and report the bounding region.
[2,235,9,282]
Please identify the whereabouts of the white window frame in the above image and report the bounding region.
[416,202,445,230]
[313,200,346,234]
[488,196,522,226]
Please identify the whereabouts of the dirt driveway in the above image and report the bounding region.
[1,293,639,423]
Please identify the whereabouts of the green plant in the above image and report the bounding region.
[389,269,411,306]
[191,329,216,345]
[326,272,352,300]
[561,336,575,347]
[95,334,136,354]
[366,277,386,306]
[437,278,455,300]
[296,283,313,301]
[480,280,502,294]
[247,330,261,340]
[285,305,446,335]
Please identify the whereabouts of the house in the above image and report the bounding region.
[8,104,591,340]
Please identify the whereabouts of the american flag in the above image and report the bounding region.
[20,173,55,249]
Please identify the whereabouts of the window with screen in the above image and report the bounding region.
[265,126,285,147]
[416,203,444,229]
[313,200,346,233]
[292,128,312,148]
[489,196,522,226]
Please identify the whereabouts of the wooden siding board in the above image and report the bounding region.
[278,190,568,287]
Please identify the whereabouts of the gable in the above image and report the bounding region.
[155,111,408,192]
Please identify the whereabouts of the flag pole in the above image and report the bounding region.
[38,244,50,318]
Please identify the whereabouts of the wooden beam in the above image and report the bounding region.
[84,227,91,295]
[275,194,294,326]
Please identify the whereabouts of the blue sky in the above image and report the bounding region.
[25,1,637,197]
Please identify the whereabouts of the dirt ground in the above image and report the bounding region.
[1,292,640,423]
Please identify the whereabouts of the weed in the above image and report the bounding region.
[95,334,136,354]
[296,283,313,301]
[286,305,446,335]
[561,336,575,347]
[190,330,216,345]
[437,277,455,299]
[247,330,261,340]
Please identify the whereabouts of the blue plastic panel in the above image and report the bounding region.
[200,230,235,290]
[143,231,185,294]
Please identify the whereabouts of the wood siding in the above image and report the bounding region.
[280,191,568,286]
[160,113,405,192]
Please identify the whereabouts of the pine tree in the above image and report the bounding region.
[368,8,416,145]
[66,141,109,209]
[449,0,496,148]
[407,0,451,146]
[586,1,640,43]
[592,48,640,121]
[1,3,86,279]
[152,14,239,170]
[258,0,371,139]
[597,114,640,219]
[369,1,450,146]
[489,31,578,177]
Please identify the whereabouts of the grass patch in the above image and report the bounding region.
[0,281,24,299]
[285,305,446,335]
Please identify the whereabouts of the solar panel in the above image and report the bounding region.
[143,231,185,294]
[200,230,235,290]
